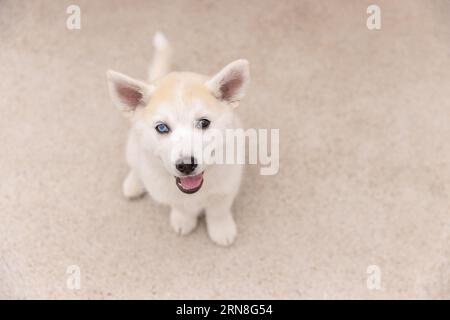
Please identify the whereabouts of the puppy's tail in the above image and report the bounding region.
[148,31,172,82]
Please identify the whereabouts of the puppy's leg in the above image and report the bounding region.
[170,207,199,236]
[122,170,146,199]
[205,197,237,246]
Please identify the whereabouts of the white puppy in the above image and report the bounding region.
[106,32,250,246]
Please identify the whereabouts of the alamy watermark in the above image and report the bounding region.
[66,265,81,290]
[166,128,280,176]
[366,5,381,30]
[366,265,382,290]
[66,5,81,30]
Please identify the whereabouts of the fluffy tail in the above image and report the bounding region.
[148,31,172,82]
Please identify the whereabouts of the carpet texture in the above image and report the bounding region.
[1,0,450,299]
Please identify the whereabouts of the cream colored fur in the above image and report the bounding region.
[106,32,250,246]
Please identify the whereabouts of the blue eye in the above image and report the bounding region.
[155,122,170,134]
[195,118,211,129]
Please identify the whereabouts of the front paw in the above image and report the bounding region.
[122,171,146,199]
[206,212,237,246]
[170,208,198,236]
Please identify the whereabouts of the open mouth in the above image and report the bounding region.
[175,172,204,194]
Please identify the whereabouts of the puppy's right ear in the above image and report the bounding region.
[106,70,155,115]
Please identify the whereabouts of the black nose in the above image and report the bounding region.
[175,156,198,175]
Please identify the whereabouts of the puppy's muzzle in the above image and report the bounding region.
[175,156,198,175]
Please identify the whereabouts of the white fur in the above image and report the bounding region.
[107,32,250,246]
[148,31,172,82]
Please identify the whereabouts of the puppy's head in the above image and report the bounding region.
[107,60,250,194]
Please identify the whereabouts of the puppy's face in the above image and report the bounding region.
[107,60,250,194]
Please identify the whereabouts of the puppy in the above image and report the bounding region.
[106,32,250,246]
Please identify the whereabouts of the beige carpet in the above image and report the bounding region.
[1,0,450,299]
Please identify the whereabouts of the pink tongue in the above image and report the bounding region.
[179,174,203,190]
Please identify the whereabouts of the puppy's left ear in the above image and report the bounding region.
[205,59,250,106]
[106,70,155,116]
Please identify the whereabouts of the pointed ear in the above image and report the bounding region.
[205,59,250,104]
[106,70,155,114]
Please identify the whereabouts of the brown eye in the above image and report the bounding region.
[195,118,210,129]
